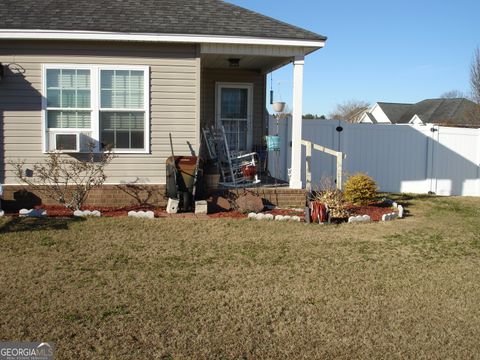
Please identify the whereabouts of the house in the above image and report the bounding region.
[359,98,480,127]
[0,0,326,207]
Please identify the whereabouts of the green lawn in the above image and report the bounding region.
[1,195,480,359]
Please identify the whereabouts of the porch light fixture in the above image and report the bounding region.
[227,58,240,68]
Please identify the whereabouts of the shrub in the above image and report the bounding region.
[343,173,378,205]
[11,144,114,210]
[314,177,350,219]
[315,188,350,219]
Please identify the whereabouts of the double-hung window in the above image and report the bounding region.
[43,65,149,153]
[46,68,91,129]
[100,70,146,150]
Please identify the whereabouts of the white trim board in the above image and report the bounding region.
[0,29,326,49]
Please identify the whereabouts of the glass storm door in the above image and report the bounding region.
[216,83,252,152]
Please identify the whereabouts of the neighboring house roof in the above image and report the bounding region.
[0,0,326,42]
[364,98,479,127]
[349,106,369,122]
[364,112,377,123]
[376,102,412,123]
[397,98,478,126]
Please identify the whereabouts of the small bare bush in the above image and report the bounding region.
[117,178,156,207]
[10,145,114,210]
[344,173,378,206]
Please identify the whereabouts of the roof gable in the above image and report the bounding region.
[363,112,377,123]
[408,114,424,125]
[376,102,412,123]
[0,0,326,42]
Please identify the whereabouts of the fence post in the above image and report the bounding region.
[305,141,312,191]
[336,153,343,190]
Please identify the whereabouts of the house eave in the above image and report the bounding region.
[0,29,326,50]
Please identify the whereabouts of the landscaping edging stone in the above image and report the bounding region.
[73,210,101,217]
[381,198,404,221]
[395,204,404,218]
[128,210,155,219]
[382,212,398,221]
[194,200,208,215]
[275,215,301,222]
[348,215,371,223]
[248,212,301,222]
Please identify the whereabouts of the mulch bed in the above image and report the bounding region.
[205,202,396,222]
[265,208,304,217]
[6,205,247,219]
[2,201,398,222]
[207,211,246,219]
[346,201,396,222]
[264,202,396,222]
[5,205,167,218]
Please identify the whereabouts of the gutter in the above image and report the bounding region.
[0,29,326,49]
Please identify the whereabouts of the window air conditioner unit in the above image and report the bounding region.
[54,133,80,152]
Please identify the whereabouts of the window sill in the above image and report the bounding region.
[109,149,150,155]
[42,149,151,155]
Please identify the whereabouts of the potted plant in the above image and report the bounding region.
[272,101,286,113]
[242,164,257,180]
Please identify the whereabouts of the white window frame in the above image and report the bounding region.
[42,64,150,154]
[215,82,253,152]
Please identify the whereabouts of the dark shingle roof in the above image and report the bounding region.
[376,102,412,123]
[396,98,479,126]
[0,0,326,41]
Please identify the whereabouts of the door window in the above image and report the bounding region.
[217,84,252,152]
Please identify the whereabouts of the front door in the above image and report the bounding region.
[216,83,253,152]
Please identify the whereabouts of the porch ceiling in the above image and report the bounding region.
[199,43,321,74]
[201,54,291,74]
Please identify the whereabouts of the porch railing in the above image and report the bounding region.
[301,140,344,191]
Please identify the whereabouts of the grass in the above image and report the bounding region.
[1,195,480,359]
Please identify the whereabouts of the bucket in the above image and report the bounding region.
[265,135,281,151]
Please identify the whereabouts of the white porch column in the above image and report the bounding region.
[290,55,304,189]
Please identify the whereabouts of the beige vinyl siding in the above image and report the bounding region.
[0,40,199,184]
[201,68,267,148]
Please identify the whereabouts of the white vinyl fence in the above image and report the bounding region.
[268,117,480,196]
